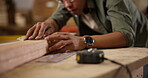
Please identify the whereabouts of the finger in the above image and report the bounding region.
[44,28,53,37]
[48,40,60,47]
[44,27,54,37]
[48,40,72,53]
[45,35,70,41]
[52,32,70,35]
[29,22,41,39]
[52,44,74,54]
[44,32,70,40]
[24,25,36,40]
[48,40,65,52]
[44,32,70,38]
[36,22,48,39]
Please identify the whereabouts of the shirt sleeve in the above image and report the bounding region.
[106,0,135,46]
[50,4,72,29]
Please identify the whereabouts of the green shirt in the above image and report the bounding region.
[50,0,148,47]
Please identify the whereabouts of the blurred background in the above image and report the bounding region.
[0,0,147,36]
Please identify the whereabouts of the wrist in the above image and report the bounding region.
[80,37,87,49]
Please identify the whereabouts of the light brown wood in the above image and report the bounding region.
[132,67,143,78]
[0,40,48,74]
[0,48,147,78]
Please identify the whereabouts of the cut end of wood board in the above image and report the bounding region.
[0,40,48,74]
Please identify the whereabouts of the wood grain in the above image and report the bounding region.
[0,48,147,78]
[0,40,48,74]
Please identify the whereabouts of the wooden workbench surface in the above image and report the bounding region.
[0,48,148,78]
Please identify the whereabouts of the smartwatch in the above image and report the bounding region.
[84,37,94,48]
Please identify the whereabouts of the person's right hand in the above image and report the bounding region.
[24,21,58,40]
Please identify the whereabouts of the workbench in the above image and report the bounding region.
[0,47,147,78]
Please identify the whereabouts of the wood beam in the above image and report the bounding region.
[0,40,48,74]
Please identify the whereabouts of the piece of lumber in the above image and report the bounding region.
[0,48,147,78]
[0,40,48,74]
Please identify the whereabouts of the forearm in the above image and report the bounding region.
[90,32,127,48]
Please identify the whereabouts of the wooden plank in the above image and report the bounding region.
[103,48,148,71]
[0,48,147,78]
[0,40,48,74]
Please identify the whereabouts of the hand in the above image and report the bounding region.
[24,19,59,40]
[44,32,86,53]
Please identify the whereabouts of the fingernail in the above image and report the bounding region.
[35,37,39,39]
[29,36,33,39]
[44,38,47,40]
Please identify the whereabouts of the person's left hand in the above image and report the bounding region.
[44,32,86,53]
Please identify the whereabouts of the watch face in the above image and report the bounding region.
[84,37,94,46]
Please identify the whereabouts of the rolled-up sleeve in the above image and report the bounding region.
[106,0,135,46]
